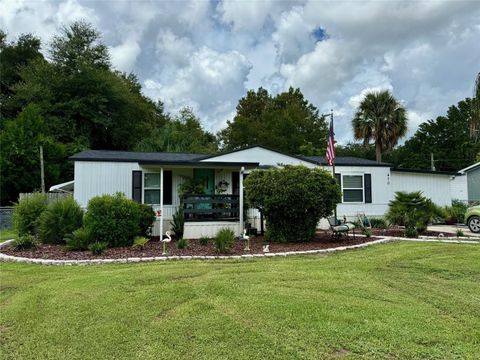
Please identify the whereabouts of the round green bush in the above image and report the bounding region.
[12,193,48,236]
[38,197,84,244]
[244,166,341,243]
[84,193,140,247]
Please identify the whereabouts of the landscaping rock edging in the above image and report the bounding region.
[0,237,478,266]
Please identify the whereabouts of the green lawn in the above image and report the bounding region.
[0,228,16,243]
[1,242,479,359]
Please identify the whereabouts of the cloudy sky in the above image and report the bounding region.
[2,0,480,144]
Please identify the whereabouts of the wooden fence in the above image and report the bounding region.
[19,192,72,202]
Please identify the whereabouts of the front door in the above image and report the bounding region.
[193,169,215,194]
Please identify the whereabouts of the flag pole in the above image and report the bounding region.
[330,110,337,224]
[324,109,337,224]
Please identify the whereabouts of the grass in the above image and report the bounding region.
[1,242,479,359]
[0,228,16,242]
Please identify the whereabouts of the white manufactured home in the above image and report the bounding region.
[68,145,464,238]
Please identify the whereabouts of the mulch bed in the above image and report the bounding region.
[2,232,378,260]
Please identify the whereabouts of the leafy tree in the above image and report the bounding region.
[219,87,327,155]
[336,143,376,161]
[390,98,479,171]
[12,22,165,150]
[135,107,217,154]
[352,90,407,162]
[0,31,44,119]
[471,72,480,141]
[0,105,68,204]
[244,166,341,243]
[50,21,110,71]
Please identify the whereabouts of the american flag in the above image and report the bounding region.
[325,116,335,166]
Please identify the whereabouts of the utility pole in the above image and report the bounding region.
[430,152,436,171]
[40,145,45,193]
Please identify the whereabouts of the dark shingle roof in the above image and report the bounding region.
[70,150,205,163]
[70,149,392,167]
[69,150,259,167]
[304,156,391,167]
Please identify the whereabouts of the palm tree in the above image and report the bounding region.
[352,90,408,162]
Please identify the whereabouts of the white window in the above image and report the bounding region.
[144,173,160,204]
[342,175,363,203]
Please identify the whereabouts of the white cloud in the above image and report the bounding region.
[1,0,480,144]
[156,29,194,67]
[144,46,252,130]
[109,37,142,73]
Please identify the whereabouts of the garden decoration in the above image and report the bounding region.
[162,231,172,255]
[262,244,269,253]
[242,229,250,251]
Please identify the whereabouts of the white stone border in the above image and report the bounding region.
[0,237,478,266]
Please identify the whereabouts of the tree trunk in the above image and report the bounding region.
[375,143,382,162]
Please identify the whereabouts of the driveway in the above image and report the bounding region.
[428,224,480,238]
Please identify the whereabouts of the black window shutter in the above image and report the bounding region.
[364,173,372,203]
[132,171,142,203]
[335,173,341,188]
[163,171,173,205]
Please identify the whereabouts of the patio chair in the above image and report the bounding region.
[357,212,371,229]
[327,216,356,239]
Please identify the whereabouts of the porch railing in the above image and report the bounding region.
[182,194,239,221]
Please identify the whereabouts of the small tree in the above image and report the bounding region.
[244,166,341,242]
[386,191,441,234]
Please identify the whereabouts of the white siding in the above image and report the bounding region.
[74,161,141,207]
[330,166,392,219]
[214,169,233,194]
[450,175,468,202]
[183,221,239,239]
[391,171,452,206]
[201,146,316,167]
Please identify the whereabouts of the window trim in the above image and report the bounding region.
[143,171,173,205]
[341,174,365,204]
[143,172,161,205]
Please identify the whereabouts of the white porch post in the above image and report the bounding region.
[160,168,164,239]
[239,166,245,235]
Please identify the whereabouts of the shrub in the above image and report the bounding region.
[214,228,235,253]
[84,193,140,248]
[386,192,438,234]
[38,197,83,244]
[12,193,48,236]
[138,204,155,236]
[369,218,388,229]
[171,208,184,239]
[199,236,209,246]
[11,234,37,251]
[88,242,108,255]
[176,238,188,249]
[444,200,469,224]
[456,229,465,237]
[452,200,468,223]
[404,227,418,238]
[65,227,93,251]
[245,166,341,242]
[132,236,149,249]
[362,228,372,238]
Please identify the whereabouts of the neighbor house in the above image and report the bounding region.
[450,162,480,204]
[62,145,465,238]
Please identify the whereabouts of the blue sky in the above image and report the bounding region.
[2,0,480,144]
